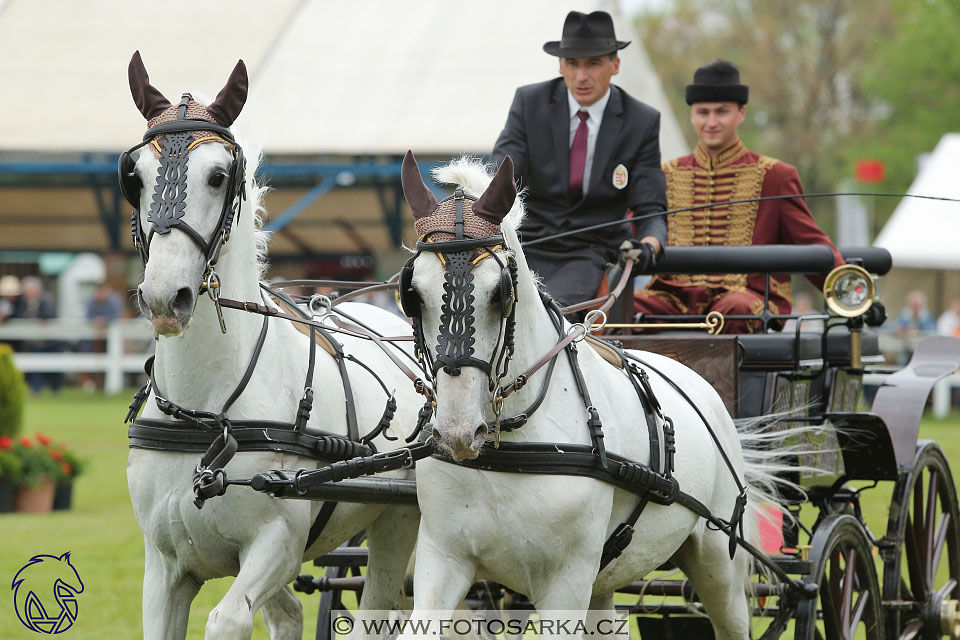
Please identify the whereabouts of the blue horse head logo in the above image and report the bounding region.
[12,552,84,634]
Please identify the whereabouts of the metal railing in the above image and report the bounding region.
[0,319,154,394]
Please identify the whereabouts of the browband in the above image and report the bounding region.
[143,119,236,142]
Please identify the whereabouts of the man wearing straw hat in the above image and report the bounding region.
[492,10,667,307]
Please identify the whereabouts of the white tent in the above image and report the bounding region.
[0,0,688,158]
[875,133,960,269]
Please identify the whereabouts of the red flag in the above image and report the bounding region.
[855,159,886,183]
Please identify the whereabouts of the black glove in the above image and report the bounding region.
[619,240,659,276]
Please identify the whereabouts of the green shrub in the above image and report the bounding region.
[0,444,23,484]
[12,435,59,488]
[0,343,26,438]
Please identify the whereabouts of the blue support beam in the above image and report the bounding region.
[264,179,336,232]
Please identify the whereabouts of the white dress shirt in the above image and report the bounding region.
[567,87,611,197]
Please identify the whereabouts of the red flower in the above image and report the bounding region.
[19,436,32,447]
[61,463,72,476]
[0,435,11,450]
[36,432,52,446]
[50,451,64,461]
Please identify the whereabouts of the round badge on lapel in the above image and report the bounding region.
[612,164,628,190]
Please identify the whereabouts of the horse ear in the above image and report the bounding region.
[128,51,171,120]
[473,156,516,225]
[401,150,439,219]
[206,60,248,127]
[59,552,71,562]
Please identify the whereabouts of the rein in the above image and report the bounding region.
[521,191,960,249]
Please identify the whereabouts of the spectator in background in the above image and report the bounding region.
[78,283,124,391]
[937,299,960,338]
[889,289,937,365]
[15,276,62,393]
[0,275,21,323]
[85,283,123,329]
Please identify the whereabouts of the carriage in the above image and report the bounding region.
[120,55,960,640]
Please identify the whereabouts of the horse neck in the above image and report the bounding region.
[152,208,270,411]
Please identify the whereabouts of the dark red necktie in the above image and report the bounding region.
[568,110,590,200]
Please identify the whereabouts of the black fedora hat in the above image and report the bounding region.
[543,11,630,58]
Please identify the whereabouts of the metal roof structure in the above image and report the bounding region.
[0,0,689,268]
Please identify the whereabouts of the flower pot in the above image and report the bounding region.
[15,478,55,513]
[53,482,73,511]
[0,481,14,513]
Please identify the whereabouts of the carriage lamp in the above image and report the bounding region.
[822,264,875,318]
[823,264,876,370]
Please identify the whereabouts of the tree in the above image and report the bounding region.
[636,0,896,221]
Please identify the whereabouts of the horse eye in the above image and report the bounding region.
[208,172,226,188]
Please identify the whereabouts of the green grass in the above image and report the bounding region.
[0,389,327,639]
[1,391,959,638]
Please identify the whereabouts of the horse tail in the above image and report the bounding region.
[734,412,826,586]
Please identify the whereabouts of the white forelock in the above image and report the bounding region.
[431,155,526,234]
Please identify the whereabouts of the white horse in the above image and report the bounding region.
[400,153,794,640]
[123,53,421,640]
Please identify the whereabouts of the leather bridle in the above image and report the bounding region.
[400,189,519,400]
[119,93,246,295]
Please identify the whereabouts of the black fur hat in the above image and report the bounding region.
[685,60,749,105]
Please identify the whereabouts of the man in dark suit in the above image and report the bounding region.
[491,10,667,306]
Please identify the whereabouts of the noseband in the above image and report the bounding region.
[400,188,518,392]
[119,93,246,275]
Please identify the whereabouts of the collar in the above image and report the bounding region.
[567,87,611,124]
[693,137,748,169]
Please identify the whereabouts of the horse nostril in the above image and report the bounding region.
[171,287,194,316]
[474,424,488,443]
[432,427,442,442]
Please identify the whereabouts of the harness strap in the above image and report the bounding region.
[622,351,748,558]
[129,419,371,459]
[305,501,339,551]
[296,326,317,432]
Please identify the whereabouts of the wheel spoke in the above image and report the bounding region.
[841,547,856,636]
[899,619,923,640]
[823,548,845,640]
[914,475,926,562]
[931,511,951,590]
[925,469,940,591]
[848,589,869,637]
[935,577,958,602]
[904,515,925,598]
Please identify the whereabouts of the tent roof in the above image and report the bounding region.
[0,0,688,158]
[874,133,960,270]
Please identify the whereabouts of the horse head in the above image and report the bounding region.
[122,51,249,336]
[401,151,519,460]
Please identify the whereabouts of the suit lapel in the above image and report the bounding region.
[589,87,624,195]
[550,81,570,195]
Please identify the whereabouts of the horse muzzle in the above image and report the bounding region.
[433,422,488,461]
[138,285,196,336]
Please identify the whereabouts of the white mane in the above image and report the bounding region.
[431,155,526,239]
[237,139,271,281]
[188,91,271,280]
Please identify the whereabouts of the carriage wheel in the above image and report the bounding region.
[795,514,885,640]
[882,441,960,640]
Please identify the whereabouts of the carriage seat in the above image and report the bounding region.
[738,329,881,370]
